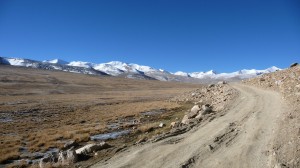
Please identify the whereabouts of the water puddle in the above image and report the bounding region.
[106,116,138,130]
[4,148,59,166]
[0,113,13,123]
[90,130,131,141]
[19,147,59,160]
[0,117,13,122]
[140,109,166,116]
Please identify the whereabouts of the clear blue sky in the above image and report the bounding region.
[0,0,299,72]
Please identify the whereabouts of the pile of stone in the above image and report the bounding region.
[39,141,111,168]
[147,81,239,143]
[150,103,217,143]
[170,81,238,113]
[181,104,212,124]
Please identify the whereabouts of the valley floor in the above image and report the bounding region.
[0,65,199,166]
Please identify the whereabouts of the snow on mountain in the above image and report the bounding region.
[174,71,190,77]
[175,67,281,80]
[0,57,108,76]
[43,59,68,65]
[1,57,35,67]
[93,63,124,76]
[67,61,95,68]
[130,64,156,73]
[0,56,281,83]
[67,61,159,76]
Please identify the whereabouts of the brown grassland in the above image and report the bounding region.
[0,65,200,165]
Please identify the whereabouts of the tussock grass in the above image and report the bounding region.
[0,65,200,163]
[137,122,160,133]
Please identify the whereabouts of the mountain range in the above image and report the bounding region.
[0,56,281,83]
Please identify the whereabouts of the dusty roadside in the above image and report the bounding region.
[243,64,300,167]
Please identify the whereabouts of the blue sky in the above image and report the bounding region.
[0,0,299,73]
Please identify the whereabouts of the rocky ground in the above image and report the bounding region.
[242,63,300,167]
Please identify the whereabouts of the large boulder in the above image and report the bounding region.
[191,105,200,113]
[75,142,111,155]
[39,154,56,168]
[58,148,78,165]
[189,105,200,118]
[195,113,202,119]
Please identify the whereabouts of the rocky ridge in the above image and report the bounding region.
[148,82,239,143]
[170,81,238,112]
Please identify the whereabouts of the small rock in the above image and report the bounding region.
[208,145,214,151]
[63,140,78,150]
[208,84,215,88]
[75,142,111,155]
[39,154,56,168]
[275,80,282,86]
[218,81,227,85]
[181,115,190,125]
[170,121,178,128]
[136,137,147,144]
[290,62,298,68]
[159,122,165,128]
[260,78,265,81]
[202,104,212,114]
[80,120,86,124]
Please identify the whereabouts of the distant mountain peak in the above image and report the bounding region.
[206,70,217,75]
[43,59,68,65]
[67,61,94,68]
[174,71,190,77]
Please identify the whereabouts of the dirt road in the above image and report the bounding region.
[91,84,284,168]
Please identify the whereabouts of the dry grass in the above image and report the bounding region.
[0,150,20,163]
[0,65,201,164]
[137,122,160,133]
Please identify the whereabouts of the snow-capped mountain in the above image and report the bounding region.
[0,56,281,83]
[174,66,280,80]
[43,59,68,65]
[0,57,108,76]
[174,71,190,77]
[67,61,157,76]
